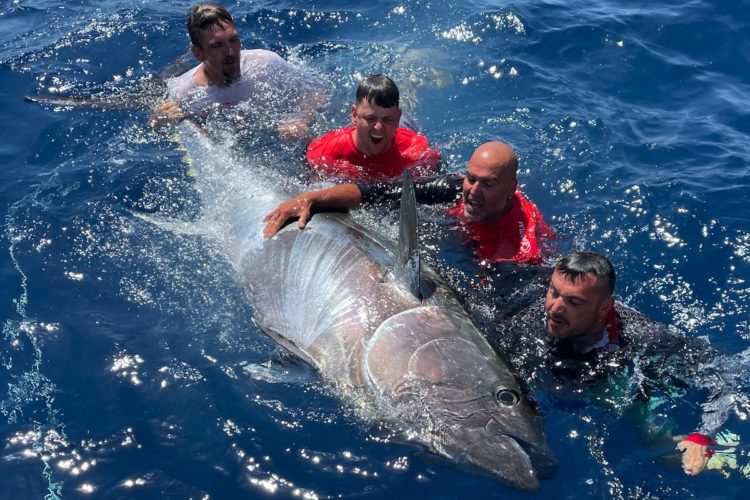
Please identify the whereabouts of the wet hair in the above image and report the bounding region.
[554,251,616,297]
[187,3,234,48]
[355,75,400,109]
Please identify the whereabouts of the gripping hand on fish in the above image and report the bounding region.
[263,194,315,237]
[262,184,364,238]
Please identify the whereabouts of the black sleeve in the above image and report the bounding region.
[357,173,464,205]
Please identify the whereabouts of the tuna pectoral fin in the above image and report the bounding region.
[254,323,320,372]
[243,355,316,384]
[396,170,420,298]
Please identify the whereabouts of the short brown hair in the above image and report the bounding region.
[187,3,234,48]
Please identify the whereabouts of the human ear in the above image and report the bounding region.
[191,43,205,62]
[599,295,614,319]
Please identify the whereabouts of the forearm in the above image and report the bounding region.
[357,173,463,205]
[307,183,363,211]
[263,183,362,238]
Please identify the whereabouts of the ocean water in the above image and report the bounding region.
[1,0,749,498]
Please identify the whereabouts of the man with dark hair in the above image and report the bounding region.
[264,141,551,264]
[544,251,617,353]
[490,251,744,478]
[150,2,321,138]
[306,74,440,181]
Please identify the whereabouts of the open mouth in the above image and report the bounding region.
[464,197,482,215]
[370,134,384,144]
[546,313,567,328]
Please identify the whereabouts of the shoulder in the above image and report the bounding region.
[166,65,200,100]
[514,189,553,233]
[241,49,294,68]
[395,127,429,144]
[308,127,354,150]
[513,190,539,221]
[488,298,548,354]
[615,302,711,357]
[394,127,440,163]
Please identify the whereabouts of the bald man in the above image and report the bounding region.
[263,141,552,264]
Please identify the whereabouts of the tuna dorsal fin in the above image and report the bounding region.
[397,170,421,298]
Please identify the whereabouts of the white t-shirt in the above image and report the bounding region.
[166,49,315,120]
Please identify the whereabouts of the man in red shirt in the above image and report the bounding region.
[265,141,551,264]
[306,74,440,182]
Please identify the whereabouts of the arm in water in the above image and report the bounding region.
[675,347,750,477]
[262,173,463,237]
[262,184,363,238]
[621,316,750,477]
[277,89,328,140]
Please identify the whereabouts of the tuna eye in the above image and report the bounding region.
[496,388,520,406]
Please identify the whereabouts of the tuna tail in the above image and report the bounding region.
[397,170,421,299]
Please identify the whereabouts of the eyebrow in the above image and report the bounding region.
[550,281,587,302]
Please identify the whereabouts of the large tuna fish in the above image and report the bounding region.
[178,122,557,491]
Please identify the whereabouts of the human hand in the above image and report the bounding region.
[262,195,313,238]
[277,120,310,140]
[676,433,716,476]
[149,101,184,129]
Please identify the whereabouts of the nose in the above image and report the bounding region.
[548,296,564,314]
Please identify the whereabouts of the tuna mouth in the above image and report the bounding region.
[504,434,558,480]
[455,426,557,492]
[494,434,558,492]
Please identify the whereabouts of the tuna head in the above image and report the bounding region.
[364,306,557,491]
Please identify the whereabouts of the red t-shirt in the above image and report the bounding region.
[446,190,553,264]
[306,125,440,181]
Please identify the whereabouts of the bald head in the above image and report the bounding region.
[462,141,519,223]
[471,141,519,177]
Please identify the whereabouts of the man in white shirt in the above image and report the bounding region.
[150,2,322,139]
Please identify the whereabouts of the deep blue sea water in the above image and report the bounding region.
[2,0,750,498]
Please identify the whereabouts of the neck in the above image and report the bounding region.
[195,66,235,88]
[474,196,516,225]
[569,322,608,353]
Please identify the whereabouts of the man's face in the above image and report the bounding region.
[192,20,241,85]
[350,99,401,156]
[545,271,613,345]
[462,154,517,223]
